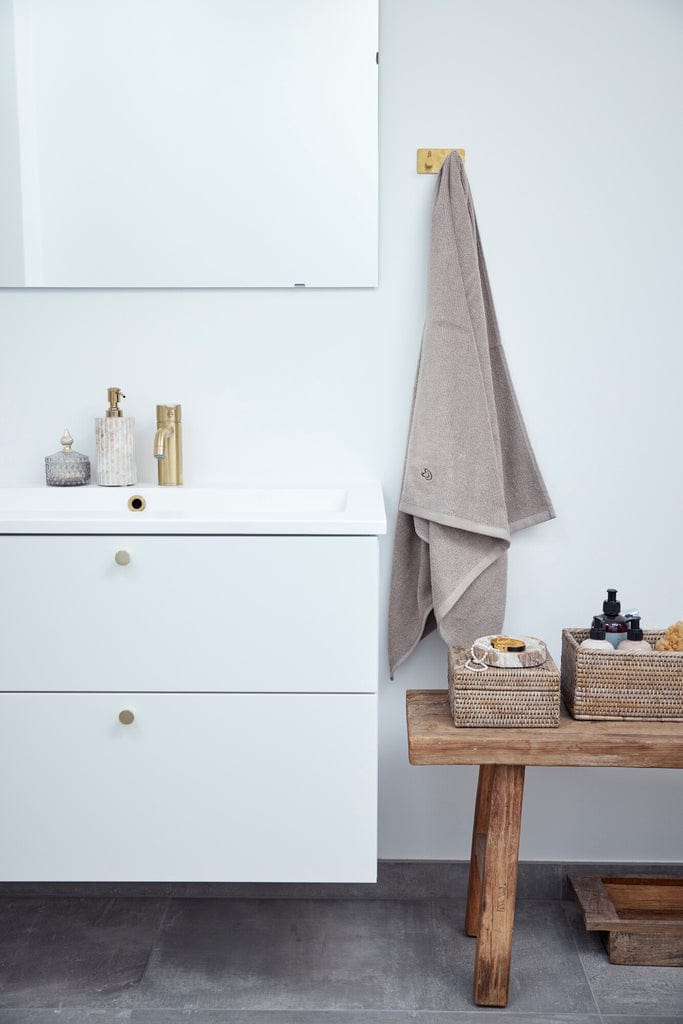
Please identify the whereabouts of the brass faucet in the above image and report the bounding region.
[153,404,183,486]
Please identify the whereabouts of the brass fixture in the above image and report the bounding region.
[417,148,465,174]
[106,387,125,417]
[118,709,135,725]
[153,404,183,486]
[128,495,146,512]
[114,550,131,566]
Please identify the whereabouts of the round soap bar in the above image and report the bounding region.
[471,635,547,668]
[491,635,526,653]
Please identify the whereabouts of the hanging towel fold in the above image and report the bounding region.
[389,151,555,675]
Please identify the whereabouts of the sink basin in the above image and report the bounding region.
[0,483,386,535]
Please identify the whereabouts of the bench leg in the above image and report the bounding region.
[473,764,525,1007]
[465,764,494,937]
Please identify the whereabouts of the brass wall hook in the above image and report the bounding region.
[417,148,465,173]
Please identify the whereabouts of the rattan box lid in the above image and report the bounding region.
[449,646,560,691]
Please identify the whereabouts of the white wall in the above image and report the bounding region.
[1,0,681,861]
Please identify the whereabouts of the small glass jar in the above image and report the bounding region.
[45,430,91,486]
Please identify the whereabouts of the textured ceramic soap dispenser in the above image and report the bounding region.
[95,387,137,486]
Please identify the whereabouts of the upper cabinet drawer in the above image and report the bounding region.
[0,536,378,693]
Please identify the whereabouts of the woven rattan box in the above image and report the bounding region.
[448,647,560,728]
[561,628,683,721]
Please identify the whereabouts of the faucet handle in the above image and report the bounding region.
[156,404,182,423]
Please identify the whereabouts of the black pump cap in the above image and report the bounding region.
[627,616,644,641]
[590,617,606,640]
[603,588,621,615]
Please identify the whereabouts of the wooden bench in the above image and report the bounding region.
[406,690,683,1007]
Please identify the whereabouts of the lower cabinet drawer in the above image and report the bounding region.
[0,692,377,882]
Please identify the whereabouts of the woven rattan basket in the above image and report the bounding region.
[448,646,560,728]
[561,628,683,721]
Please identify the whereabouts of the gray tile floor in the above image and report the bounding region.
[0,896,680,1023]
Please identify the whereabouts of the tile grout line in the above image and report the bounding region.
[560,899,604,1022]
[121,1011,607,1020]
[134,897,172,996]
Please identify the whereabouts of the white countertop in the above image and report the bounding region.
[0,482,387,535]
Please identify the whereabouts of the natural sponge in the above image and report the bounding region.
[655,621,683,651]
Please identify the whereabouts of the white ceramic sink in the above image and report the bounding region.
[0,483,386,535]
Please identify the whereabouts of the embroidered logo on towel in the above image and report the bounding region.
[420,468,433,481]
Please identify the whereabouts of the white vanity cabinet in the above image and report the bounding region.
[0,485,385,882]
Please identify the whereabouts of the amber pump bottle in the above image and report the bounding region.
[598,589,628,649]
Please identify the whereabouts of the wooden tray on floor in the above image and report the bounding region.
[569,874,683,966]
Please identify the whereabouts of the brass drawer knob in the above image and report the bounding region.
[115,550,131,566]
[118,709,135,725]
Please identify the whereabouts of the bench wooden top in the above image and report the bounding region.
[406,690,683,768]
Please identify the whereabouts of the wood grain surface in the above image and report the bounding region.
[406,690,683,767]
[570,874,683,966]
[570,875,683,932]
[473,764,525,1006]
[465,765,494,938]
[606,929,683,966]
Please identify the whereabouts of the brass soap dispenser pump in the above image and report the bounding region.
[154,404,183,486]
[106,386,124,417]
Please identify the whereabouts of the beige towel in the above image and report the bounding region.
[389,151,555,675]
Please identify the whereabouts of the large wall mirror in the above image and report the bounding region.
[0,0,378,287]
